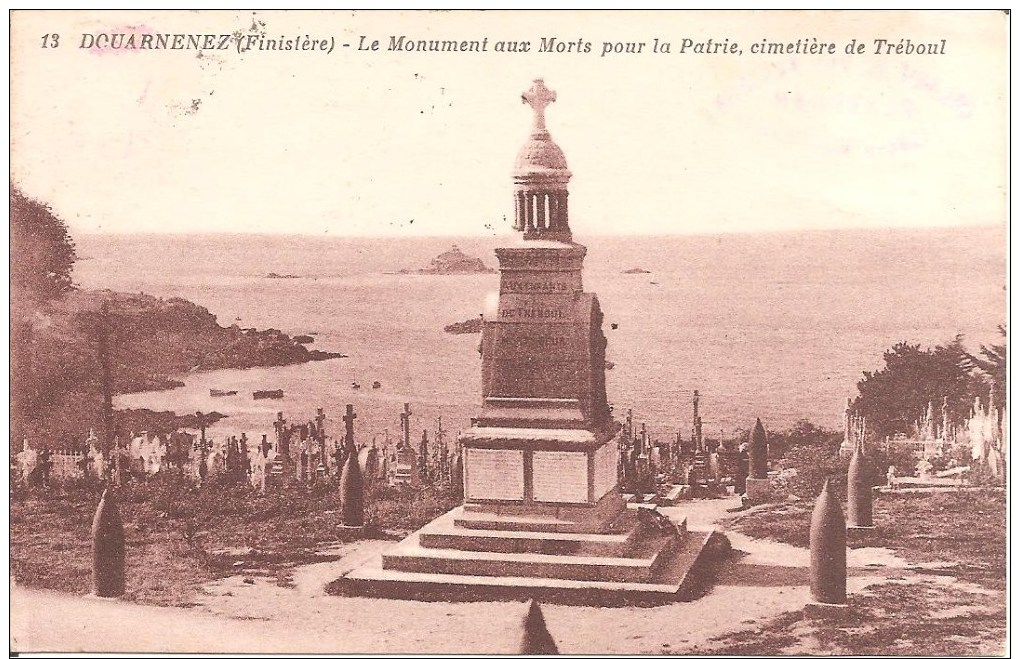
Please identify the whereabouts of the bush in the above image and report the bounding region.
[775,440,850,500]
[766,420,837,461]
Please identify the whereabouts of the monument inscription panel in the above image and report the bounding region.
[464,448,525,501]
[500,271,577,295]
[488,325,580,363]
[532,450,589,503]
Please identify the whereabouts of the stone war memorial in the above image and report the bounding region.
[339,79,727,604]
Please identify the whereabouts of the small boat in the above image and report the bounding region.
[351,382,361,390]
[372,381,382,389]
[210,389,238,397]
[253,389,284,400]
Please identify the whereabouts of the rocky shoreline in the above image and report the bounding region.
[17,289,345,446]
[69,289,345,395]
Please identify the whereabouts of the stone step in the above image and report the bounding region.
[419,520,643,557]
[382,533,677,583]
[454,511,585,534]
[334,529,725,606]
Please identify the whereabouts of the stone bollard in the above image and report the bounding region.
[520,599,558,655]
[92,488,126,597]
[809,479,847,605]
[744,418,770,503]
[339,456,365,528]
[847,443,874,529]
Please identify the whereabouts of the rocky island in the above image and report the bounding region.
[402,244,496,275]
[443,317,484,334]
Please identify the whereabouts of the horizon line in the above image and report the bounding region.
[73,222,1007,240]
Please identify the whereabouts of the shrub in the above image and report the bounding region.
[775,440,850,500]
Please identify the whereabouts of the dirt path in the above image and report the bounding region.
[9,495,914,654]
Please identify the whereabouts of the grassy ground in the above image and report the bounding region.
[9,477,460,607]
[702,579,1004,656]
[710,488,1006,654]
[725,489,1006,589]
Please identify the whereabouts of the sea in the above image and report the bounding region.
[74,227,1006,446]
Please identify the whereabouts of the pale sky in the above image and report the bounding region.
[10,10,1008,237]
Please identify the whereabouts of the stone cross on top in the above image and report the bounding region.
[522,78,556,134]
[343,405,358,452]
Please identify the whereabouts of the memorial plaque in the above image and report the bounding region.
[489,325,579,362]
[593,440,618,500]
[496,294,576,324]
[500,271,578,295]
[485,359,584,400]
[464,448,524,501]
[532,450,589,503]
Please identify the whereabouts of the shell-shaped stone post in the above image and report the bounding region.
[749,418,768,479]
[520,599,559,655]
[847,443,874,528]
[809,479,847,604]
[339,404,364,527]
[92,488,126,597]
[339,457,365,527]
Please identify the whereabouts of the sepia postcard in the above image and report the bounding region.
[8,9,1008,656]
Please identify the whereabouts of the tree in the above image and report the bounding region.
[851,338,985,440]
[10,184,78,450]
[10,184,77,306]
[965,325,1006,411]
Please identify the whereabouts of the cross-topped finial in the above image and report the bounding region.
[343,404,357,452]
[522,79,556,133]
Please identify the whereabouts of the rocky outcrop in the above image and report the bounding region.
[415,245,495,275]
[444,317,484,334]
[15,289,346,447]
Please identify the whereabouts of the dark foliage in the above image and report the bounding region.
[10,184,77,304]
[964,324,1006,410]
[851,338,987,440]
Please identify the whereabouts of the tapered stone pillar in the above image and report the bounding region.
[809,479,847,604]
[847,443,874,529]
[520,600,558,654]
[744,418,771,503]
[339,405,364,528]
[92,488,126,598]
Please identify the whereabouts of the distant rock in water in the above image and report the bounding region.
[444,317,484,334]
[266,272,300,279]
[417,245,496,275]
[623,267,651,274]
[294,334,314,344]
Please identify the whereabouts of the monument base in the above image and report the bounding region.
[803,600,851,620]
[333,502,729,606]
[744,477,771,503]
